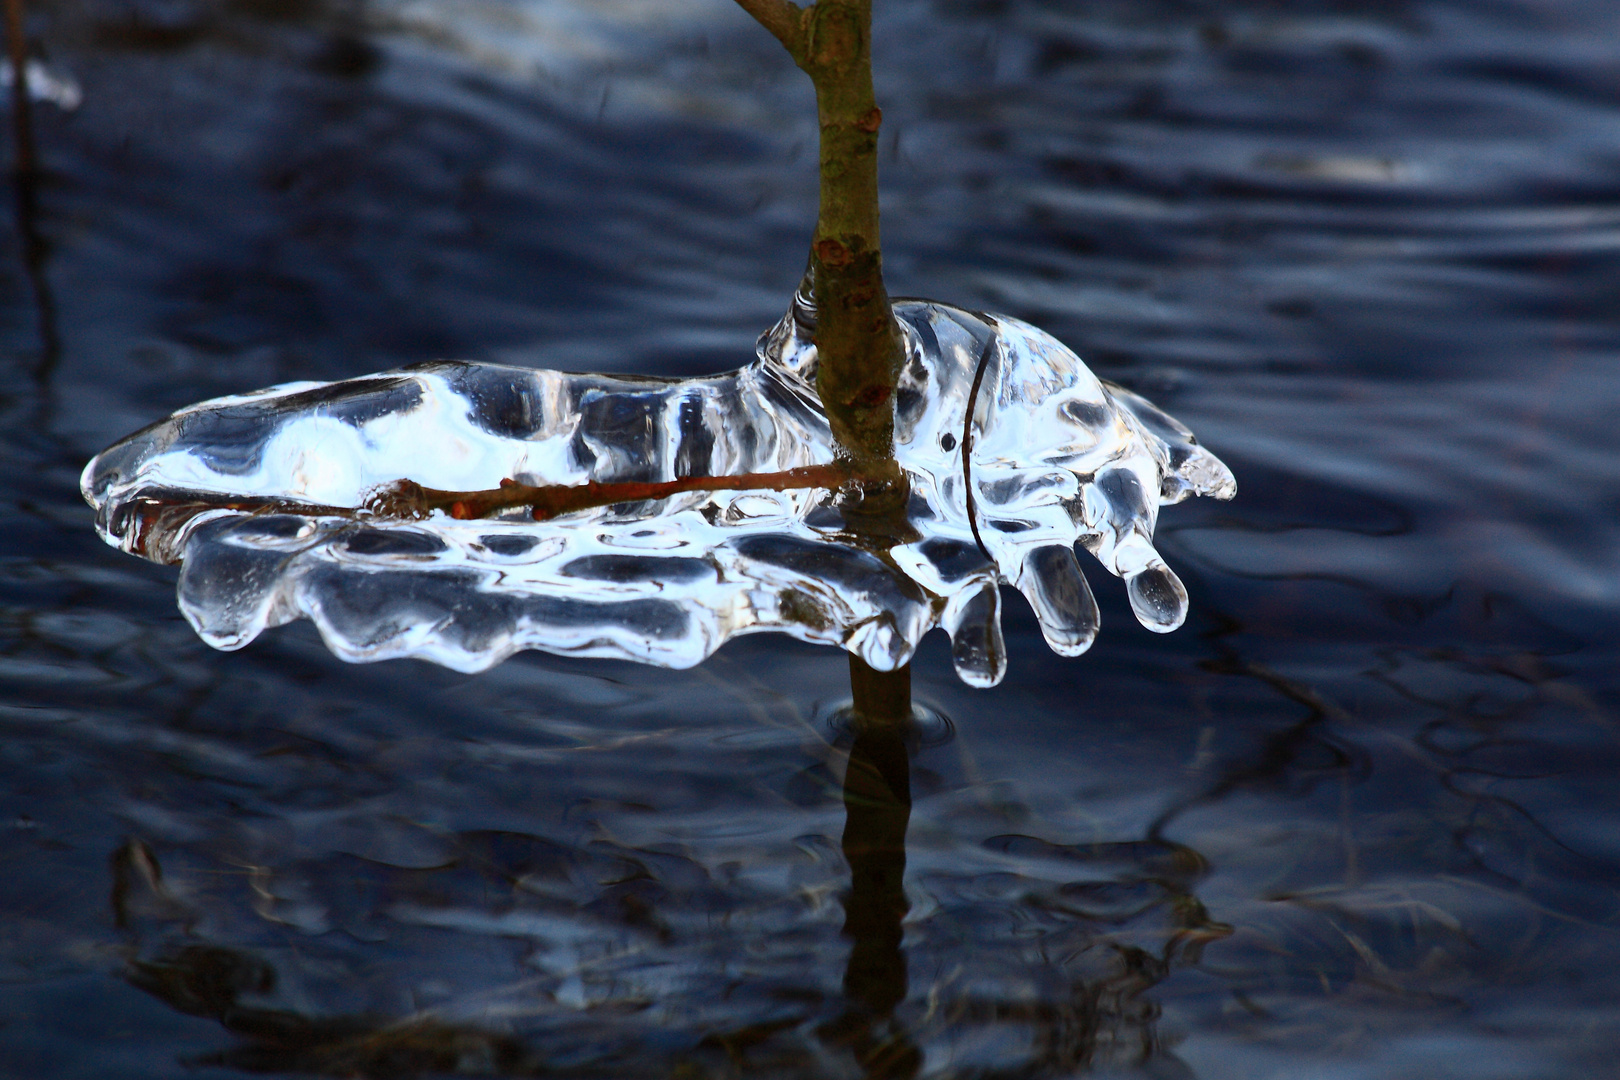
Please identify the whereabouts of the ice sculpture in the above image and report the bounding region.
[82,291,1233,687]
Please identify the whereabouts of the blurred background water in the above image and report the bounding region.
[3,0,1618,1076]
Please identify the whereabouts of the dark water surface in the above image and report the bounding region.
[4,0,1618,1076]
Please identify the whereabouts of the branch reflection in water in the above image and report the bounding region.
[110,659,1230,1078]
[826,656,920,1079]
[3,0,60,382]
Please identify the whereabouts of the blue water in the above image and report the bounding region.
[2,1,1617,1076]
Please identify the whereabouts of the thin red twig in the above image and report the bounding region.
[365,463,858,522]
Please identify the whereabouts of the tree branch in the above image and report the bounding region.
[736,0,903,513]
[365,463,856,522]
[732,0,805,58]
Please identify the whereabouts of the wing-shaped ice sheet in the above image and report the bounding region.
[82,298,1233,686]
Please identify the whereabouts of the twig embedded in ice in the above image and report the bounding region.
[363,464,859,523]
[81,293,1234,686]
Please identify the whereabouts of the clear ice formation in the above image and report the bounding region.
[82,291,1234,687]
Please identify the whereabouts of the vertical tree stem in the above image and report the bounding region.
[801,0,903,495]
[735,0,914,730]
[734,0,906,507]
[735,5,921,1058]
[737,0,915,738]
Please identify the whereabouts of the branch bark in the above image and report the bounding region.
[365,464,854,521]
[735,0,905,512]
[733,0,914,735]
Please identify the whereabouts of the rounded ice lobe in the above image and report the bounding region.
[81,296,1235,685]
[1126,564,1190,634]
